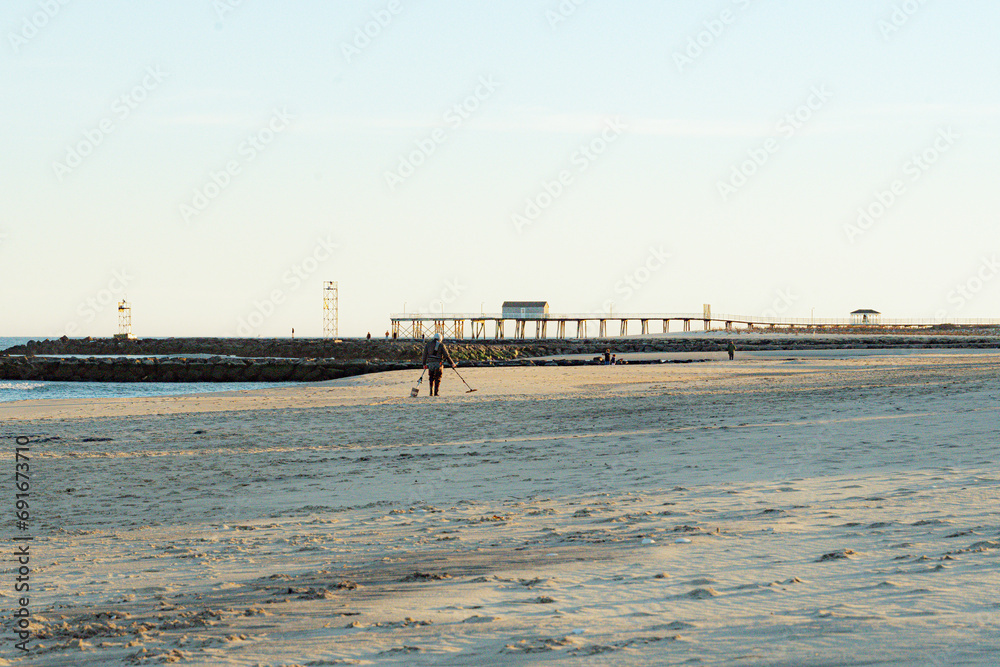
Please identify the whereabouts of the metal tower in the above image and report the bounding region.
[323,281,339,338]
[117,298,133,339]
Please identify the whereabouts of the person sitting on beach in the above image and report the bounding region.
[422,333,455,397]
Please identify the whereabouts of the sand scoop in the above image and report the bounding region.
[410,370,425,397]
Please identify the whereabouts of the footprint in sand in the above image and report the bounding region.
[681,587,719,599]
[687,577,717,586]
[399,571,451,582]
[651,620,697,631]
[503,637,573,653]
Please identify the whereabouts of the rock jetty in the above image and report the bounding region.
[1,334,997,383]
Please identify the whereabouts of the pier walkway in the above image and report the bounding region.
[389,312,1000,339]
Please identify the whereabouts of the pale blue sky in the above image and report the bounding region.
[3,1,1000,336]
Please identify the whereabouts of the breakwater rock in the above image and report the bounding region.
[2,338,528,362]
[5,334,1000,361]
[2,335,997,383]
[0,355,713,384]
[0,356,415,383]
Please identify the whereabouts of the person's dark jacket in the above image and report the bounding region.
[422,339,455,370]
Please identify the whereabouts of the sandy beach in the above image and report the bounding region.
[3,352,1000,665]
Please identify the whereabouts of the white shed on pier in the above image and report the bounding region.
[502,301,549,319]
[850,309,881,325]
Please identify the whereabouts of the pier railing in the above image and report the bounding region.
[388,312,1000,339]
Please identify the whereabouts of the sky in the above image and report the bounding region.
[3,0,1000,337]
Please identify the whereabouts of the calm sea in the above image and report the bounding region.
[0,337,293,404]
[1,337,32,350]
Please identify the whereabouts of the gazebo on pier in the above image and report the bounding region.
[850,309,881,325]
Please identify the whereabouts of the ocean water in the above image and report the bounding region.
[0,380,293,404]
[1,337,32,350]
[0,337,293,403]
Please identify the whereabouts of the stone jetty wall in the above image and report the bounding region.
[1,335,998,383]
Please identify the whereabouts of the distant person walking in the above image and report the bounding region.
[604,349,611,365]
[727,341,736,361]
[422,333,455,397]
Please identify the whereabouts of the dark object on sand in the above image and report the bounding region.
[410,370,425,397]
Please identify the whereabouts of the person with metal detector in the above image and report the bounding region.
[422,333,455,397]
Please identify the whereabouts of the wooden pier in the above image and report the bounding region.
[389,312,1000,340]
